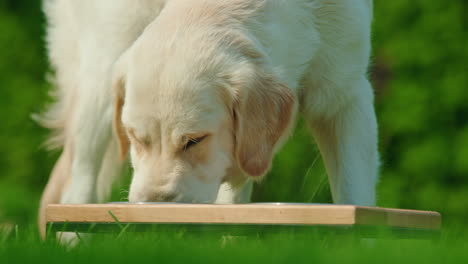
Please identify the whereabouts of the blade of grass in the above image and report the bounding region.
[14,225,18,241]
[86,223,97,233]
[300,153,321,193]
[307,173,328,202]
[74,232,82,242]
[108,210,131,239]
[45,222,54,241]
[57,221,69,242]
[107,210,124,230]
[116,224,131,239]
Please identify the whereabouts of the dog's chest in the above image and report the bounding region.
[252,0,320,91]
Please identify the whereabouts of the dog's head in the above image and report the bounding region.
[113,19,295,203]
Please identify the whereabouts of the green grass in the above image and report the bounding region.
[1,224,467,263]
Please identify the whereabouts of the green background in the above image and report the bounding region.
[0,0,466,231]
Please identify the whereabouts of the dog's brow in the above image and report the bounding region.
[127,128,151,146]
[126,128,136,137]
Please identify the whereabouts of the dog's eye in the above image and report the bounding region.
[183,135,208,151]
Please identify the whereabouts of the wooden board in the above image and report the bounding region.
[46,204,441,230]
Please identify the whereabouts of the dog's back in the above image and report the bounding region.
[39,0,166,149]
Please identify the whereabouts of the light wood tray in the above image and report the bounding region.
[47,203,441,230]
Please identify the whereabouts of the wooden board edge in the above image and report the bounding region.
[354,206,441,230]
[46,204,358,225]
[46,204,441,230]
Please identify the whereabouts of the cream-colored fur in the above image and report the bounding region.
[39,0,379,238]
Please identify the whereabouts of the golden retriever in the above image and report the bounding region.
[38,0,378,239]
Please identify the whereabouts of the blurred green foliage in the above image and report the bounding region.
[0,0,466,228]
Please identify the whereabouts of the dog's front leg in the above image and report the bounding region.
[54,99,113,246]
[216,180,253,204]
[306,77,379,206]
[60,100,113,205]
[215,168,253,204]
[38,148,72,239]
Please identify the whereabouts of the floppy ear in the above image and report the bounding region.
[233,69,296,177]
[113,59,130,160]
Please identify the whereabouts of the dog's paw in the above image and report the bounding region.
[57,232,89,248]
